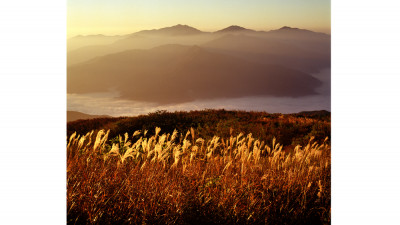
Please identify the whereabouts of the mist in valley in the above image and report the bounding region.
[67,25,330,117]
[67,68,330,117]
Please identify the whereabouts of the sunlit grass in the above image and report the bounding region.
[67,128,330,224]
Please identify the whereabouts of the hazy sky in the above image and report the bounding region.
[68,0,330,37]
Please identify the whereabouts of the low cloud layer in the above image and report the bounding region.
[68,68,330,117]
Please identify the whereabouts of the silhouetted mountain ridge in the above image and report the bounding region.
[68,44,322,104]
[215,25,255,33]
[203,33,330,73]
[68,24,330,66]
[268,26,330,38]
[133,24,204,36]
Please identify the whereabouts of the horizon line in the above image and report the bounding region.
[68,24,331,38]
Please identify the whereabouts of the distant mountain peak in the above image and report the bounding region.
[276,26,317,33]
[279,26,299,30]
[171,24,192,28]
[216,25,254,33]
[267,26,330,38]
[223,25,246,31]
[135,24,203,36]
[273,26,330,35]
[164,24,202,32]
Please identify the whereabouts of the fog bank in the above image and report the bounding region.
[67,69,330,117]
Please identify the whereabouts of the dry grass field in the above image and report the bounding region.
[67,114,330,224]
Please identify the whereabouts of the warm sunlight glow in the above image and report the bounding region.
[67,2,331,223]
[67,0,330,37]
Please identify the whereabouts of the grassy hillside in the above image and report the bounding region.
[67,111,111,122]
[67,109,330,224]
[67,109,330,150]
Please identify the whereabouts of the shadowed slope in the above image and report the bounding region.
[68,44,321,104]
[203,33,330,73]
[134,24,205,36]
[67,34,124,52]
[67,25,330,68]
[215,25,256,34]
[67,26,213,66]
[67,111,111,122]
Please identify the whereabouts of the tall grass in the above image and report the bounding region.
[67,128,330,224]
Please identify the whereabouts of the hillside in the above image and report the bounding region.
[67,111,111,122]
[134,24,205,36]
[67,25,330,67]
[203,33,330,73]
[67,109,331,224]
[67,109,330,149]
[67,44,321,104]
[67,25,213,65]
[67,34,124,52]
[215,25,255,34]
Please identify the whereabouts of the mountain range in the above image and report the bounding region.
[67,24,330,104]
[67,25,330,71]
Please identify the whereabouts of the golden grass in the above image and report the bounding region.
[67,128,330,224]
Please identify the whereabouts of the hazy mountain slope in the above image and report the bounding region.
[67,25,330,72]
[67,35,124,52]
[265,26,330,39]
[67,24,203,53]
[203,33,330,73]
[67,25,215,66]
[67,44,321,104]
[67,111,111,122]
[262,26,330,55]
[214,25,256,34]
[134,24,205,36]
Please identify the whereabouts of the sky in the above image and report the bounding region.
[67,0,330,37]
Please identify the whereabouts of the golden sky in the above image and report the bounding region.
[67,0,330,37]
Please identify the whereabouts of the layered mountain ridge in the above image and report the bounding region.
[67,24,330,105]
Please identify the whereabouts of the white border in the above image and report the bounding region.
[0,1,66,224]
[332,0,400,224]
[1,0,400,224]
